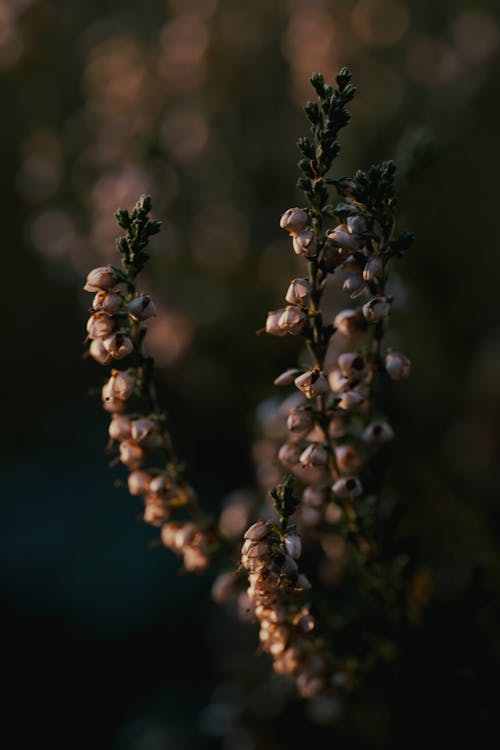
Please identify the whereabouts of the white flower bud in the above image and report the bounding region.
[287,407,314,436]
[327,224,363,251]
[363,255,384,282]
[130,418,162,447]
[285,278,311,306]
[362,296,391,323]
[102,333,134,360]
[86,313,115,340]
[279,306,306,335]
[335,444,361,472]
[300,443,328,468]
[89,338,114,365]
[293,230,318,257]
[385,352,411,380]
[93,291,123,314]
[294,370,329,399]
[128,295,157,321]
[265,309,288,337]
[108,414,132,441]
[333,309,364,336]
[244,520,271,541]
[84,265,119,292]
[361,420,395,444]
[127,470,151,496]
[274,368,301,386]
[347,214,369,235]
[278,440,302,468]
[119,440,145,469]
[332,476,363,499]
[337,352,368,382]
[337,390,365,410]
[343,273,366,299]
[280,207,308,234]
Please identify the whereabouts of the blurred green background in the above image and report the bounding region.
[2,0,500,747]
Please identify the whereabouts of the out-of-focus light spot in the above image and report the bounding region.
[17,130,62,203]
[0,3,24,68]
[406,36,461,87]
[160,107,209,163]
[453,10,500,66]
[30,208,84,263]
[282,6,342,101]
[351,0,409,48]
[157,13,209,91]
[145,309,192,365]
[191,205,248,272]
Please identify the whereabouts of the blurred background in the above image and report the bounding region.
[2,0,500,747]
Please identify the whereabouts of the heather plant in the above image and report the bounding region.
[83,69,417,708]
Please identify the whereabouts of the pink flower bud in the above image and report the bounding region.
[284,532,302,560]
[102,333,134,360]
[303,486,328,507]
[128,295,157,321]
[300,443,328,468]
[293,230,318,257]
[280,207,308,234]
[265,309,288,337]
[327,224,363,251]
[278,440,302,468]
[362,296,391,323]
[328,369,350,394]
[347,214,369,235]
[287,407,314,436]
[160,522,182,549]
[337,352,368,381]
[119,440,145,469]
[294,370,329,399]
[333,309,364,336]
[328,414,348,438]
[279,306,306,335]
[335,444,361,472]
[244,520,272,541]
[130,418,162,447]
[361,420,395,444]
[363,255,384,282]
[385,352,411,380]
[343,273,366,299]
[332,475,363,500]
[324,502,343,524]
[89,338,114,365]
[274,368,301,386]
[285,278,311,306]
[86,313,115,340]
[337,390,365,410]
[211,571,239,603]
[93,291,123,314]
[103,369,135,401]
[143,494,171,526]
[127,470,151,496]
[108,414,132,441]
[84,265,119,292]
[149,474,173,497]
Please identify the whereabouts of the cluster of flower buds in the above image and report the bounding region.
[83,199,215,573]
[160,521,212,573]
[240,520,335,698]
